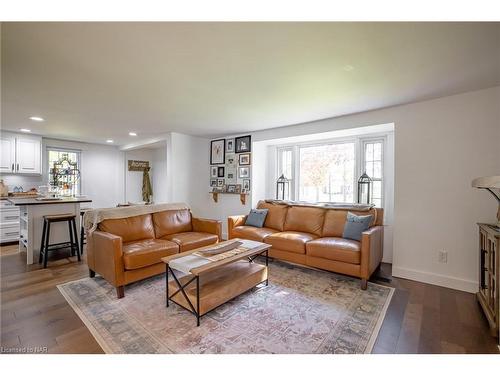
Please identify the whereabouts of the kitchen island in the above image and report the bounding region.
[8,197,92,264]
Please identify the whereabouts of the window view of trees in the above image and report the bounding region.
[277,137,385,207]
[298,142,355,203]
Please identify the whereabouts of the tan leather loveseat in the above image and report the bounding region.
[228,201,383,289]
[87,208,221,298]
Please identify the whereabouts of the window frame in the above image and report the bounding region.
[46,146,82,195]
[359,137,385,208]
[274,134,387,207]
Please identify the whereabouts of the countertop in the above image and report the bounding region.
[7,197,92,206]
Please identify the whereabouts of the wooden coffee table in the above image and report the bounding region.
[161,239,271,326]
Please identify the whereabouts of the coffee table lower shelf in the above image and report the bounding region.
[166,260,268,326]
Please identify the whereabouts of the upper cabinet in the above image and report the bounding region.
[0,132,42,175]
[0,134,16,173]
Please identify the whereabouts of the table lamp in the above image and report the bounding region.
[472,175,500,228]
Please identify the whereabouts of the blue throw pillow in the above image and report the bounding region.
[245,209,269,228]
[342,212,373,241]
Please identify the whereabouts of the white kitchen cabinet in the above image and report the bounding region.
[16,136,42,174]
[0,134,16,173]
[0,199,20,243]
[0,132,42,175]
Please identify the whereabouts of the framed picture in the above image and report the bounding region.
[226,167,237,184]
[210,166,218,178]
[235,184,242,194]
[243,179,251,191]
[217,179,225,187]
[226,153,236,166]
[210,179,217,187]
[226,138,235,153]
[238,166,250,179]
[217,166,225,178]
[226,184,236,193]
[238,153,251,165]
[210,139,225,164]
[235,135,251,153]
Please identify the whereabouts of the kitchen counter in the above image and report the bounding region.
[10,196,92,265]
[8,197,92,206]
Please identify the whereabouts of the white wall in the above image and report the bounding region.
[152,144,168,203]
[166,133,213,217]
[202,86,499,292]
[1,137,125,209]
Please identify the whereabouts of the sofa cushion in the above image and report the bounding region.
[343,212,373,241]
[162,231,218,252]
[322,208,378,237]
[256,201,288,231]
[284,206,325,236]
[99,214,155,243]
[306,237,361,264]
[245,209,268,228]
[123,238,179,270]
[232,225,278,242]
[152,209,193,238]
[264,231,318,254]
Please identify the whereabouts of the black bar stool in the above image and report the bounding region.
[79,208,91,254]
[39,213,81,268]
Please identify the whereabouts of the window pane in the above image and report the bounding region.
[365,143,374,162]
[48,149,81,196]
[372,181,382,200]
[299,142,355,203]
[373,161,382,179]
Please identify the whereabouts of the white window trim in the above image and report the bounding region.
[274,133,388,207]
[359,136,386,208]
[46,147,82,195]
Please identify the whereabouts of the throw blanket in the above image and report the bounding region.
[83,202,190,234]
[263,199,374,211]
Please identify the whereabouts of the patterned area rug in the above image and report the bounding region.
[58,261,393,354]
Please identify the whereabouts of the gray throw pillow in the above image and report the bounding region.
[245,209,269,228]
[342,212,373,241]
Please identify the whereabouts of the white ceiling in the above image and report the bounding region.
[2,22,499,145]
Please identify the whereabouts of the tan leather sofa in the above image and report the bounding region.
[228,201,383,289]
[87,208,221,298]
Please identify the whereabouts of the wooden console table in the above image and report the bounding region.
[477,223,499,339]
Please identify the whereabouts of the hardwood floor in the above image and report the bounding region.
[1,243,498,354]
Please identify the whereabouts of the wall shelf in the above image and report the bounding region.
[210,192,248,205]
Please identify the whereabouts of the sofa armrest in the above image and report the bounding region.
[360,225,384,280]
[192,217,222,241]
[88,230,125,287]
[227,215,247,239]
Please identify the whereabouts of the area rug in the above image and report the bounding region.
[57,261,394,354]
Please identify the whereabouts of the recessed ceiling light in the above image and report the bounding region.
[20,128,32,133]
[29,116,44,122]
[129,132,137,136]
[106,139,114,143]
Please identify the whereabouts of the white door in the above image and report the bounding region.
[0,135,16,173]
[15,136,42,174]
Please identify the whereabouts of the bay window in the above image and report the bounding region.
[276,136,385,207]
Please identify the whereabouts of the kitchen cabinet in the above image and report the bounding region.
[0,199,20,243]
[0,134,16,173]
[0,132,42,175]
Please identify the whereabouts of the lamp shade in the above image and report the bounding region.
[471,176,500,189]
[472,175,500,227]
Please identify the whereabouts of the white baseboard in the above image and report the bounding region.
[392,266,478,293]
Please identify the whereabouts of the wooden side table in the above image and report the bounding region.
[477,223,500,340]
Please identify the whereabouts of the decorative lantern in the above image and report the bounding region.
[357,172,372,204]
[276,174,290,201]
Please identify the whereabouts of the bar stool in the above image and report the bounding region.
[39,213,81,268]
[80,208,91,254]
